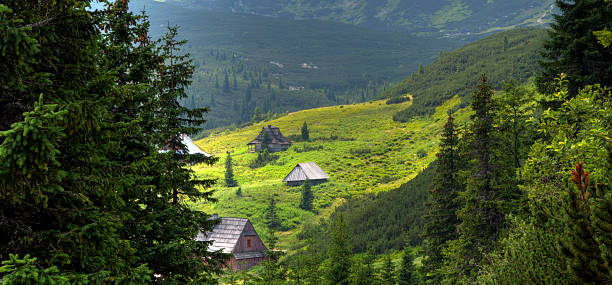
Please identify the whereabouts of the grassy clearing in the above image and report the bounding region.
[190,96,468,248]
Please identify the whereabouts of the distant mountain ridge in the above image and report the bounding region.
[131,0,462,129]
[150,0,555,38]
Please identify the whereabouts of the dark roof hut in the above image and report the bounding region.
[247,125,291,152]
[282,162,329,186]
[196,215,267,270]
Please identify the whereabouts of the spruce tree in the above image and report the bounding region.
[380,253,396,285]
[398,249,418,285]
[301,121,310,141]
[349,248,377,285]
[537,0,612,95]
[300,179,314,211]
[448,75,521,282]
[421,114,461,283]
[326,214,352,285]
[265,198,281,230]
[0,1,224,282]
[225,152,238,187]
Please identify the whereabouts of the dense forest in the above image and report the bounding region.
[380,27,547,121]
[1,0,612,284]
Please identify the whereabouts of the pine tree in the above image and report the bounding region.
[225,152,238,187]
[380,253,396,285]
[537,0,612,95]
[326,214,352,285]
[301,121,310,141]
[398,249,418,285]
[349,248,378,285]
[448,75,521,282]
[236,187,243,197]
[300,179,314,211]
[421,114,461,283]
[265,198,281,230]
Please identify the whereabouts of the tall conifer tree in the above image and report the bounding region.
[421,114,461,283]
[537,0,612,94]
[225,152,238,187]
[326,214,352,285]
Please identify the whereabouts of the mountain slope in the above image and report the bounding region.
[148,0,555,38]
[190,96,470,248]
[131,0,462,129]
[381,27,547,121]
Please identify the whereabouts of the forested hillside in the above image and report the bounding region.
[148,0,554,38]
[298,162,435,256]
[381,27,547,121]
[2,0,612,284]
[131,0,462,129]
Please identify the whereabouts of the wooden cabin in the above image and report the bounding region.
[247,125,291,152]
[282,162,329,186]
[196,215,267,270]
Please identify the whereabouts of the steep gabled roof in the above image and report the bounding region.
[195,217,248,253]
[283,162,330,182]
[180,134,211,156]
[248,125,291,145]
[160,134,211,156]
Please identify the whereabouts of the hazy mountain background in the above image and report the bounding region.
[145,0,555,38]
[126,0,553,130]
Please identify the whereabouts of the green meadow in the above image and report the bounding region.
[190,96,469,247]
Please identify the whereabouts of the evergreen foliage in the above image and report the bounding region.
[249,148,279,168]
[348,248,378,285]
[445,75,521,282]
[397,249,418,285]
[0,0,222,282]
[300,179,314,211]
[265,198,281,230]
[301,121,310,141]
[258,231,287,284]
[325,214,352,285]
[380,253,396,285]
[421,114,462,283]
[225,152,238,187]
[312,163,435,254]
[537,0,612,95]
[383,28,547,121]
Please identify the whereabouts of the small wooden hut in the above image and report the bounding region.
[282,162,329,186]
[196,215,267,270]
[247,125,291,152]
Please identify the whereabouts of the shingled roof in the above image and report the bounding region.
[248,125,291,145]
[195,217,248,253]
[283,162,330,182]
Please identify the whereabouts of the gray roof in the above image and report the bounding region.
[159,134,211,156]
[195,217,248,254]
[282,162,330,182]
